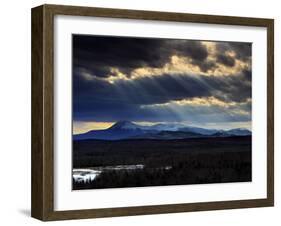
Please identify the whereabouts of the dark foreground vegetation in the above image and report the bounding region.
[73,136,252,190]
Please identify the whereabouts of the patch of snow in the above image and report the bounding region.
[73,169,101,183]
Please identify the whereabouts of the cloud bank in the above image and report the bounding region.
[72,35,252,128]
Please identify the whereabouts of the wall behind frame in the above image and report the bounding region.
[0,0,279,225]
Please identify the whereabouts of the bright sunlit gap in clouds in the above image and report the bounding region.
[73,122,114,134]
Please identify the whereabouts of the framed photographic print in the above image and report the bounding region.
[31,4,274,221]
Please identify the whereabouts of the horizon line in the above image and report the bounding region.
[73,120,252,135]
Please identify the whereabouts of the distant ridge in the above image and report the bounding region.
[73,121,251,141]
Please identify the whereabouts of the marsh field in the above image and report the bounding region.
[72,136,252,190]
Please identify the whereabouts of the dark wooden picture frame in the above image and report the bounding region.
[31,4,274,221]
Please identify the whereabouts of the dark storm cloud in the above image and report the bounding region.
[73,73,212,115]
[192,59,216,72]
[72,35,252,123]
[73,70,251,122]
[73,35,213,78]
[229,43,252,61]
[177,41,208,61]
[216,42,252,62]
[217,54,236,67]
[201,71,251,103]
[73,35,170,78]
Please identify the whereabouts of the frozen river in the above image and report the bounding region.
[73,164,145,183]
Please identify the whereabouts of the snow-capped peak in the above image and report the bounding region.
[109,121,140,130]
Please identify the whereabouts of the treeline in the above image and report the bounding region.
[73,136,251,168]
[72,136,252,189]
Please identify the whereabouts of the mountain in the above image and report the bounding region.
[74,121,147,140]
[148,123,186,131]
[226,128,252,136]
[109,121,186,131]
[73,120,251,141]
[129,130,204,140]
[179,126,220,135]
[109,120,142,130]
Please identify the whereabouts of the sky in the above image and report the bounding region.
[72,35,252,134]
